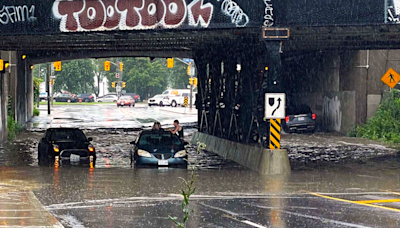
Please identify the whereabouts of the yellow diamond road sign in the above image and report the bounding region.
[381,68,400,88]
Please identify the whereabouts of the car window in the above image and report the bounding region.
[162,91,169,95]
[50,129,87,141]
[287,105,312,115]
[120,96,131,99]
[138,133,182,147]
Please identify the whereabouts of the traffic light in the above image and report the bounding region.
[122,82,126,88]
[119,62,123,71]
[189,77,194,85]
[194,77,198,86]
[0,60,9,73]
[54,61,62,71]
[167,58,174,68]
[21,55,27,60]
[112,81,116,88]
[105,61,111,71]
[187,65,191,75]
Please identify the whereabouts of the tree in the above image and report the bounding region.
[53,59,95,94]
[92,59,106,97]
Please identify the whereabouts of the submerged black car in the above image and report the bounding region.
[283,104,316,133]
[38,128,96,166]
[130,130,188,168]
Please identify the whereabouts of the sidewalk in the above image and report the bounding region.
[0,185,63,228]
[159,107,197,115]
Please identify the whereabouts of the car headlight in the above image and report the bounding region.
[137,149,152,158]
[174,150,187,158]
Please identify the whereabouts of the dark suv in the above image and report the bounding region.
[283,105,316,133]
[38,128,96,166]
[76,94,95,102]
[54,93,76,103]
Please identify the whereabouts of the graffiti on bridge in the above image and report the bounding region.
[388,0,400,22]
[0,5,36,25]
[263,0,273,27]
[53,0,216,32]
[220,0,249,27]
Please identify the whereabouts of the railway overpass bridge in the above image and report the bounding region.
[1,0,400,146]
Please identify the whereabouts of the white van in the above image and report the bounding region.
[162,89,190,96]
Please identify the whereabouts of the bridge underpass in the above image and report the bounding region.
[1,1,400,227]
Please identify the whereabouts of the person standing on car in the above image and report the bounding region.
[170,120,183,138]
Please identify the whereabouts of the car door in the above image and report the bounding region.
[58,94,65,102]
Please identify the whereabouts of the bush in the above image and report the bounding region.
[33,107,40,116]
[355,90,400,143]
[7,114,24,141]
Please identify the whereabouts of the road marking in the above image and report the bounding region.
[311,192,400,213]
[241,220,267,228]
[356,199,400,204]
[279,210,371,228]
[386,191,400,196]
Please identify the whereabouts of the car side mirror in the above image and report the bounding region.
[88,137,93,142]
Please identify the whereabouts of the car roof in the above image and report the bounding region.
[47,128,82,131]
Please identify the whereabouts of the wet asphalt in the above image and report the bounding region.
[1,104,400,227]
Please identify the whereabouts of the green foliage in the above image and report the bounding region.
[7,112,24,141]
[33,76,43,104]
[33,107,40,116]
[169,142,206,228]
[355,90,400,143]
[104,58,189,99]
[54,59,96,94]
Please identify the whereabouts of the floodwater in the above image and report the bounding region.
[2,104,400,227]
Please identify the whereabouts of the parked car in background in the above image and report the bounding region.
[124,93,141,102]
[117,96,135,107]
[54,93,77,103]
[76,94,95,102]
[130,130,188,168]
[283,104,316,133]
[148,95,170,106]
[97,95,118,103]
[38,128,96,166]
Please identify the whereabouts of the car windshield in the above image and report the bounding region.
[153,95,162,98]
[287,105,312,115]
[120,96,131,100]
[138,133,182,147]
[50,129,87,141]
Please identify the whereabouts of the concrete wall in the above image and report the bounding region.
[0,51,34,143]
[285,49,392,134]
[191,132,291,175]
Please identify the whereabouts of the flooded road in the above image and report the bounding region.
[2,104,400,227]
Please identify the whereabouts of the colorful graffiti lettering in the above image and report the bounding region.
[52,0,214,32]
[0,5,36,25]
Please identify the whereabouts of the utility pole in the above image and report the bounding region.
[46,63,50,115]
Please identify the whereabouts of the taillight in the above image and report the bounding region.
[89,146,95,153]
[312,114,316,120]
[89,95,93,98]
[285,116,289,122]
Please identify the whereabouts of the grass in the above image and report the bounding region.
[7,114,24,141]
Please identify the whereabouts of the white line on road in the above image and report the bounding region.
[280,210,372,228]
[241,220,268,228]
